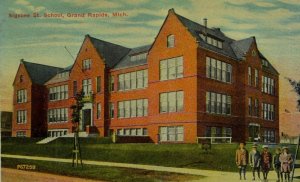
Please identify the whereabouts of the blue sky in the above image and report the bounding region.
[0,0,300,113]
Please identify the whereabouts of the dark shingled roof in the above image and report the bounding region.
[21,60,63,85]
[114,44,151,69]
[230,37,255,60]
[88,35,131,68]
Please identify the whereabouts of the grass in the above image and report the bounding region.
[1,158,204,182]
[1,137,298,172]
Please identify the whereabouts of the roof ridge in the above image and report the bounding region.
[21,60,64,69]
[88,35,130,49]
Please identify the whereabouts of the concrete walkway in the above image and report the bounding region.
[2,154,300,182]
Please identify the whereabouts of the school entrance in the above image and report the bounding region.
[248,123,260,142]
[80,103,93,131]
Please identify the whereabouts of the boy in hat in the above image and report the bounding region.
[261,145,272,181]
[249,144,261,181]
[273,147,283,182]
[236,142,248,180]
[280,146,293,181]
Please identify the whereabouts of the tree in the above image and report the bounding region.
[70,90,84,167]
[286,78,300,111]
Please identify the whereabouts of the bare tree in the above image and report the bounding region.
[286,77,300,111]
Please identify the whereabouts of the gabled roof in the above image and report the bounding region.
[21,60,63,85]
[114,44,151,69]
[230,37,255,60]
[88,35,131,68]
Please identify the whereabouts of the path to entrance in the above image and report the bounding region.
[2,154,300,182]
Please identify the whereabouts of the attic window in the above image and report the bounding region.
[130,53,147,62]
[83,59,91,70]
[58,72,69,78]
[262,59,268,67]
[199,33,223,49]
[20,75,24,82]
[167,34,175,48]
[252,50,256,56]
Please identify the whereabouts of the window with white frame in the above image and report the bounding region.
[118,70,148,91]
[199,33,223,49]
[48,129,68,137]
[248,67,252,86]
[206,92,231,115]
[130,53,147,62]
[167,34,175,48]
[159,126,184,142]
[97,103,101,119]
[263,129,275,143]
[262,103,275,121]
[248,97,252,116]
[49,85,68,101]
[118,99,148,118]
[109,103,114,119]
[254,69,258,87]
[83,59,91,70]
[262,76,275,95]
[117,128,148,136]
[109,75,114,92]
[17,89,27,103]
[206,57,232,83]
[82,79,92,96]
[17,110,27,124]
[254,99,259,117]
[160,57,183,81]
[48,108,68,123]
[16,131,26,137]
[160,91,183,113]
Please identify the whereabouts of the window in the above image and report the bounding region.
[248,67,252,86]
[159,126,184,142]
[82,79,92,96]
[118,70,148,91]
[252,50,256,56]
[263,129,275,143]
[160,91,184,113]
[109,103,114,119]
[262,76,275,95]
[206,92,231,115]
[130,53,147,62]
[17,89,27,103]
[96,76,101,93]
[49,85,68,101]
[199,33,223,49]
[48,129,68,137]
[48,108,68,123]
[262,103,275,121]
[97,103,101,119]
[73,81,77,96]
[248,97,252,116]
[118,99,148,118]
[117,128,148,136]
[262,59,268,67]
[20,75,24,82]
[17,110,27,124]
[167,34,175,48]
[83,59,91,70]
[16,131,26,137]
[254,99,259,117]
[206,57,232,83]
[160,57,183,81]
[57,72,69,78]
[254,69,258,87]
[109,75,114,92]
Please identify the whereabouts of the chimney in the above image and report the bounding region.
[203,18,208,41]
[203,18,207,28]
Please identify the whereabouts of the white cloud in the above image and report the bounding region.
[62,0,121,9]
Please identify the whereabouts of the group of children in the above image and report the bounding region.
[235,142,294,181]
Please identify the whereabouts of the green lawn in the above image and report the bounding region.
[1,158,204,182]
[1,137,298,172]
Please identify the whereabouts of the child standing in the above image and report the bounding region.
[261,145,272,181]
[280,146,293,181]
[249,144,261,181]
[273,147,283,182]
[236,142,248,180]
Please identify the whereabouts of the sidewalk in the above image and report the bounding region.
[2,154,300,182]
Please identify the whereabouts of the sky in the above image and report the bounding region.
[0,0,299,119]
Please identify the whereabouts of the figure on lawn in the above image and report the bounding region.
[273,147,283,182]
[249,144,261,180]
[280,146,293,181]
[261,145,272,181]
[235,142,248,180]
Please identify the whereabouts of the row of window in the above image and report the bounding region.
[48,129,68,137]
[118,99,148,118]
[160,56,183,81]
[17,89,27,103]
[49,85,68,101]
[48,108,68,123]
[206,92,231,115]
[160,126,184,142]
[130,53,147,62]
[206,57,232,83]
[205,127,232,138]
[199,34,223,49]
[262,103,275,121]
[17,110,27,124]
[262,76,275,95]
[16,131,26,137]
[117,128,148,136]
[118,70,148,91]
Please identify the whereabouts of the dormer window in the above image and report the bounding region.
[262,59,268,67]
[57,72,69,78]
[199,33,223,49]
[20,75,24,82]
[130,53,147,62]
[83,59,91,70]
[252,50,256,57]
[167,34,175,48]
